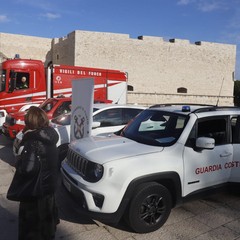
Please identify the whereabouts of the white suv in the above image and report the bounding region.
[51,104,145,161]
[14,104,144,161]
[61,104,240,233]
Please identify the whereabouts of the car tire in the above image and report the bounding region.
[126,182,172,233]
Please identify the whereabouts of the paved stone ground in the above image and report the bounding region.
[1,135,240,240]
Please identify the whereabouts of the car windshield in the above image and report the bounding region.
[121,109,189,147]
[39,99,58,113]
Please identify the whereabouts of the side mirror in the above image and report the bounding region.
[196,137,215,149]
[92,121,101,129]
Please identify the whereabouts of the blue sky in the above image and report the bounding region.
[1,0,240,78]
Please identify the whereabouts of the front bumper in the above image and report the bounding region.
[2,124,17,139]
[2,123,24,139]
[60,162,128,224]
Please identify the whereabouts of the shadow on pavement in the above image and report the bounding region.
[0,196,18,240]
[0,134,15,167]
[56,182,95,225]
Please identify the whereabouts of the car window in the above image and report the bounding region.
[198,118,228,145]
[51,113,71,125]
[122,108,143,125]
[93,108,123,127]
[186,117,228,147]
[52,101,71,119]
[40,99,58,113]
[231,116,240,143]
[93,107,100,112]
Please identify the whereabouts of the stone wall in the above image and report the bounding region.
[0,32,52,65]
[0,30,237,106]
[128,92,233,107]
[72,31,236,105]
[52,33,75,65]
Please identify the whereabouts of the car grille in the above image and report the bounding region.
[66,148,88,177]
[5,115,15,126]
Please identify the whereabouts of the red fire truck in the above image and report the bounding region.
[0,57,128,129]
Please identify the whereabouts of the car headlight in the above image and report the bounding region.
[86,162,104,182]
[94,164,104,178]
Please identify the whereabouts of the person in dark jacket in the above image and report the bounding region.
[14,106,60,240]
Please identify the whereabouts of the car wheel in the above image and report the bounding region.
[127,182,172,233]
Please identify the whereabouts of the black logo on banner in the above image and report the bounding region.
[72,106,89,139]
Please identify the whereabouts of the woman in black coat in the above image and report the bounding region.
[9,106,60,240]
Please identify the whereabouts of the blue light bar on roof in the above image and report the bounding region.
[182,105,190,112]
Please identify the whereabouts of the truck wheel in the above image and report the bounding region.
[127,182,172,233]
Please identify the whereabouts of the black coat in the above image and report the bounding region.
[16,126,59,197]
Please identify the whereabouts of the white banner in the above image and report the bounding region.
[70,78,94,141]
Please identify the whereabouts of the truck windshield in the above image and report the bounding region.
[121,109,189,147]
[0,68,6,92]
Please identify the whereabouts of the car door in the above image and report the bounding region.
[229,115,240,182]
[122,108,144,124]
[182,116,233,196]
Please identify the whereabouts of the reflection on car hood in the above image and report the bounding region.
[69,134,163,165]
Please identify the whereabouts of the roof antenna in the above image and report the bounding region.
[216,77,224,106]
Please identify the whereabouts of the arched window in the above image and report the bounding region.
[177,87,187,93]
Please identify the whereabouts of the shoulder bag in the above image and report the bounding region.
[7,155,43,202]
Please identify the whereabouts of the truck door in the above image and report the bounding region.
[10,71,31,96]
[182,116,232,196]
[6,71,33,113]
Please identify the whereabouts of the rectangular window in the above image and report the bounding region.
[197,118,228,145]
[231,116,240,143]
[16,72,30,90]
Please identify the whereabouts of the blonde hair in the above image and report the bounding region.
[24,106,49,131]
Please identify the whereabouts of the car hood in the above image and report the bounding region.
[69,134,164,164]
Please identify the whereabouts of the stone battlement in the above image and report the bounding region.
[0,30,236,106]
